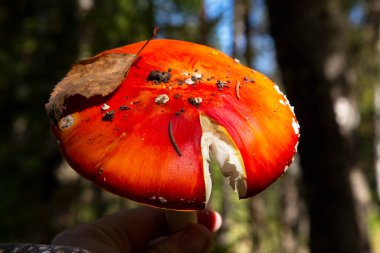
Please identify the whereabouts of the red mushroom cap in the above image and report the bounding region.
[46,39,299,210]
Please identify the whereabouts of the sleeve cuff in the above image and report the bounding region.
[0,243,93,253]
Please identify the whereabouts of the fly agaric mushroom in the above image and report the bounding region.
[46,39,299,224]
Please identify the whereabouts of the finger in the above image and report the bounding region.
[94,206,168,250]
[146,224,212,253]
[52,206,167,253]
[52,223,125,253]
[197,209,222,232]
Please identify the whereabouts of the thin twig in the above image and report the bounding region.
[136,26,159,56]
[168,121,182,156]
[126,26,159,77]
[236,81,241,100]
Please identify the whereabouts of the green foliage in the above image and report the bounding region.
[83,0,154,51]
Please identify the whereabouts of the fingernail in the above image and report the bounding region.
[197,210,222,232]
[179,225,210,253]
[212,211,222,232]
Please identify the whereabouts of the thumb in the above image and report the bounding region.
[146,224,212,253]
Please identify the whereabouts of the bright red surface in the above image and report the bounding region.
[53,39,299,210]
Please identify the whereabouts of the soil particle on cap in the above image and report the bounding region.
[155,94,170,105]
[59,115,74,129]
[102,110,115,121]
[174,93,181,100]
[175,108,185,116]
[188,97,203,107]
[119,105,130,110]
[192,73,202,79]
[101,103,110,111]
[244,76,255,83]
[185,78,194,85]
[147,70,172,84]
[216,80,227,90]
[158,196,167,203]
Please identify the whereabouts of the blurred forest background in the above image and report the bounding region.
[1,0,380,252]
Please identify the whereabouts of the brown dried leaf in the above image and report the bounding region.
[45,53,136,122]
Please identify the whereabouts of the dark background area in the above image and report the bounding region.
[1,1,380,252]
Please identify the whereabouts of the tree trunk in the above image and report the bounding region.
[243,0,253,66]
[199,0,208,45]
[369,0,380,202]
[233,0,243,59]
[265,0,368,252]
[233,0,252,65]
[248,195,265,253]
[280,173,302,253]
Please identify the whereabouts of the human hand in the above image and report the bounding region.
[51,206,222,253]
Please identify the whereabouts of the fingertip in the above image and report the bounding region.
[212,211,222,232]
[197,209,222,232]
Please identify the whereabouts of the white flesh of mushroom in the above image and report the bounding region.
[200,114,247,204]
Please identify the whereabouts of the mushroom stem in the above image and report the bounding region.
[165,210,198,232]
